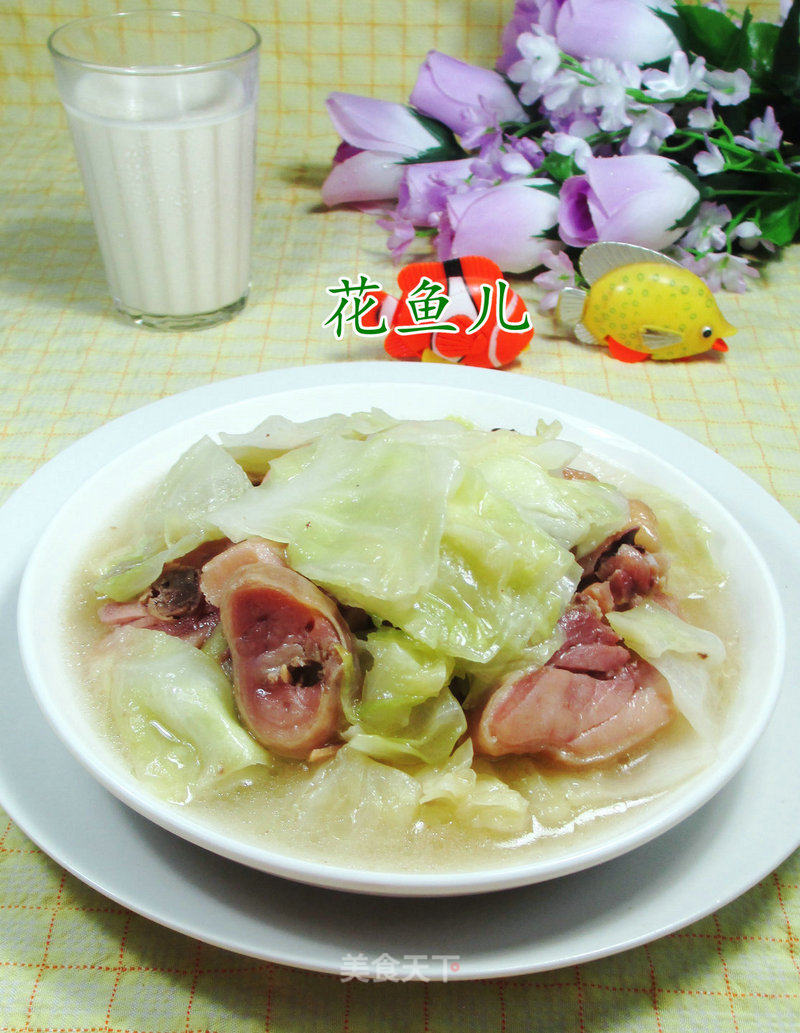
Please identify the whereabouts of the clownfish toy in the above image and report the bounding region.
[557,243,736,362]
[363,255,534,368]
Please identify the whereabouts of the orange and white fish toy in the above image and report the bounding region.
[557,243,736,362]
[363,255,534,368]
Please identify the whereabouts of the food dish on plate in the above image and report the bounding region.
[66,410,736,873]
[6,366,797,959]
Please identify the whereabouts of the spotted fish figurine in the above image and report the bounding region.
[557,242,736,362]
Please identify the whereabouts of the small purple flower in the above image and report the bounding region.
[733,106,783,153]
[581,59,642,133]
[410,51,527,149]
[687,105,716,130]
[733,221,775,253]
[508,31,562,105]
[642,52,707,101]
[540,68,585,119]
[497,0,543,73]
[624,108,676,153]
[533,248,577,310]
[396,159,475,226]
[703,68,751,107]
[472,134,545,182]
[542,131,593,169]
[376,212,418,259]
[694,140,725,176]
[679,201,732,253]
[678,250,758,293]
[500,0,679,71]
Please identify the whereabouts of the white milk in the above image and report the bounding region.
[64,71,256,318]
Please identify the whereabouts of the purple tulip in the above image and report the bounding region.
[410,51,527,148]
[322,149,408,207]
[322,93,445,208]
[437,179,560,273]
[499,0,678,70]
[558,155,700,250]
[326,92,441,156]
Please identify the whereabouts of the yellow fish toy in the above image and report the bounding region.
[557,242,736,362]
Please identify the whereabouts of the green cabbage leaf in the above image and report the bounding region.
[343,628,463,765]
[299,745,420,837]
[218,408,399,479]
[416,741,531,834]
[94,627,271,803]
[376,419,629,556]
[213,434,462,606]
[378,468,580,664]
[96,437,251,601]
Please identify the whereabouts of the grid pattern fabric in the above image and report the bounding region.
[1,1,798,1030]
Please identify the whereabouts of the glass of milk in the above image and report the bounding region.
[49,11,260,330]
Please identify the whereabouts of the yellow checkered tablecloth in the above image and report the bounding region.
[1,1,798,1030]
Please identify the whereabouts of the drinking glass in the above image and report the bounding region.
[49,11,260,330]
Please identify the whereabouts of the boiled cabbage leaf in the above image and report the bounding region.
[213,433,462,605]
[379,468,580,663]
[345,688,466,765]
[416,741,530,834]
[93,627,271,803]
[343,629,463,765]
[607,601,725,737]
[217,432,580,665]
[353,627,454,727]
[299,745,420,837]
[376,419,627,555]
[96,437,250,601]
[218,408,399,478]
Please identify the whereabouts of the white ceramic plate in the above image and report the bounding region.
[2,364,799,977]
[15,365,784,896]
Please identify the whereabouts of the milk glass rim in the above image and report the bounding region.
[47,9,261,76]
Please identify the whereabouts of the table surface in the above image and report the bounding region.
[1,2,798,1030]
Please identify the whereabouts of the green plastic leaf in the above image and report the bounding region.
[539,152,582,184]
[669,4,752,71]
[774,0,800,99]
[748,20,780,82]
[759,198,800,246]
[400,110,468,163]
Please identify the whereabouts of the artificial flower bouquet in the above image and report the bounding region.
[322,0,800,305]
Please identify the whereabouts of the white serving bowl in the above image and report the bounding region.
[17,368,786,896]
